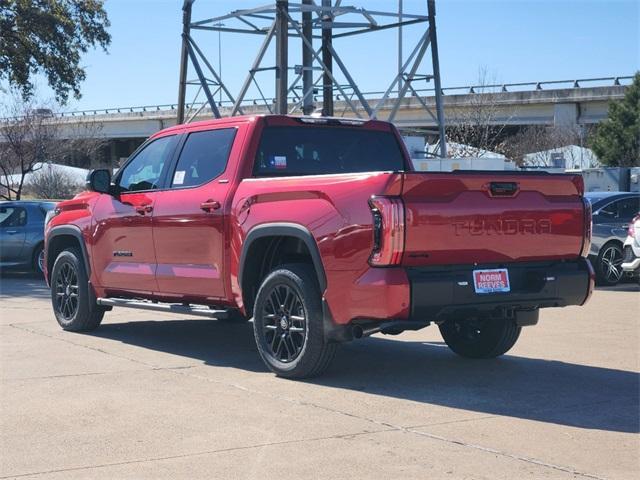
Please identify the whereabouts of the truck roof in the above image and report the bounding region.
[152,114,392,138]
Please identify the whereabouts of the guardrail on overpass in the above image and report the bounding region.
[53,75,634,118]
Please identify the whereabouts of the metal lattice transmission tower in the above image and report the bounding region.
[176,0,447,157]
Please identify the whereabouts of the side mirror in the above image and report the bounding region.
[86,169,112,194]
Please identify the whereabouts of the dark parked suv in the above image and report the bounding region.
[585,192,640,286]
[0,201,56,274]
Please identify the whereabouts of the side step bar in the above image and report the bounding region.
[96,298,229,319]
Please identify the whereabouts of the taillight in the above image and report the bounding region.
[580,196,592,258]
[369,196,405,266]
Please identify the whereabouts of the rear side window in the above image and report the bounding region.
[254,126,406,177]
[0,206,27,227]
[599,197,640,222]
[171,128,236,188]
[617,197,640,222]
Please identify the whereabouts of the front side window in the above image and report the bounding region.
[118,135,176,192]
[170,128,236,188]
[253,126,406,177]
[0,206,27,227]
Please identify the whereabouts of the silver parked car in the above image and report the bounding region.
[0,201,56,274]
[585,192,640,286]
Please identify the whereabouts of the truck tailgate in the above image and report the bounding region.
[400,172,586,266]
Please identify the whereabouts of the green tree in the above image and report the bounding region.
[590,73,640,166]
[0,0,111,104]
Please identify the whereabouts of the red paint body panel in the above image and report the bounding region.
[92,191,159,293]
[45,115,591,328]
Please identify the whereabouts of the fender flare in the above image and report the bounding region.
[238,223,327,292]
[47,225,91,276]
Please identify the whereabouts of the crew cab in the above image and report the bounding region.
[44,115,594,378]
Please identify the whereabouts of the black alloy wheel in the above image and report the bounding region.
[54,262,79,320]
[253,264,336,378]
[50,248,104,331]
[261,283,307,363]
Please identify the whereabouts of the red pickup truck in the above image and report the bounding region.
[45,115,594,378]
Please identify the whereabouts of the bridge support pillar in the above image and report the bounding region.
[554,103,579,128]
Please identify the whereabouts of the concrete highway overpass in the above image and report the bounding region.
[40,76,635,164]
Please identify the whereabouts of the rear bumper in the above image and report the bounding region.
[407,258,594,321]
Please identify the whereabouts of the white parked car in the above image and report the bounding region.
[621,214,640,280]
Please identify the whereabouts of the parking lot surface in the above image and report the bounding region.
[1,273,638,479]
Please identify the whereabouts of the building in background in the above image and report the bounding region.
[523,145,600,170]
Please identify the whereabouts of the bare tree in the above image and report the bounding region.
[0,94,105,200]
[446,68,510,157]
[500,126,550,166]
[25,164,83,199]
[502,125,596,168]
[0,96,57,200]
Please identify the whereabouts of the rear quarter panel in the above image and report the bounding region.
[231,171,410,324]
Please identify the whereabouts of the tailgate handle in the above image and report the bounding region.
[489,182,519,197]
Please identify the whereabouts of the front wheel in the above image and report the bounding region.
[252,264,336,379]
[595,242,624,286]
[51,248,104,331]
[439,317,521,359]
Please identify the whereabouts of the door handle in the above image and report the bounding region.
[135,205,153,215]
[200,200,221,212]
[5,230,18,234]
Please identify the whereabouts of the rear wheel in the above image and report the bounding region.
[439,317,521,359]
[32,244,45,274]
[595,242,624,286]
[51,248,104,331]
[253,264,336,378]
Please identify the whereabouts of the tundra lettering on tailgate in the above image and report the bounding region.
[453,218,552,236]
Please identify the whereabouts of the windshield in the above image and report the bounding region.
[254,126,406,176]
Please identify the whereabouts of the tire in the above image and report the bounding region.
[439,317,521,359]
[32,244,45,275]
[595,242,624,286]
[252,264,336,379]
[50,247,104,332]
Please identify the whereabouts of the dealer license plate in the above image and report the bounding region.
[473,268,510,294]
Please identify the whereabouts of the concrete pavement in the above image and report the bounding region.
[1,272,638,479]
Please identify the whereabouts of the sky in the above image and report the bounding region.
[8,0,640,111]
